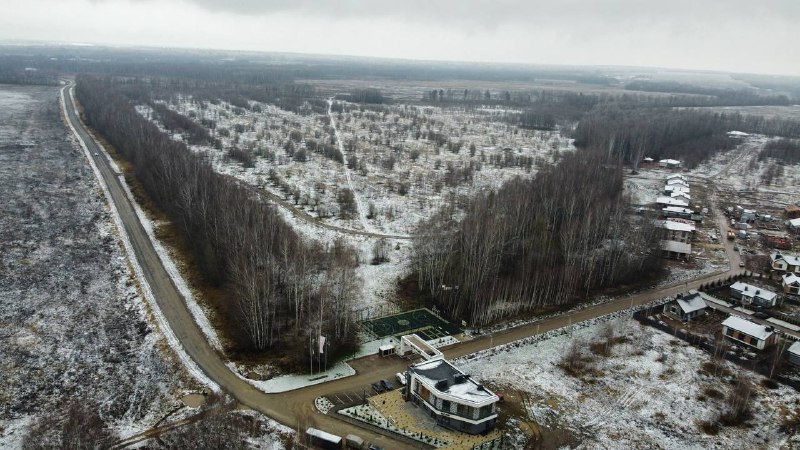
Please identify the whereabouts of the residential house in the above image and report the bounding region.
[666,178,690,188]
[666,174,686,181]
[783,273,800,296]
[656,196,689,208]
[664,185,690,195]
[405,358,500,434]
[670,191,691,202]
[729,282,779,307]
[658,220,695,243]
[659,159,682,169]
[661,240,691,259]
[771,251,800,274]
[789,341,800,366]
[662,206,694,219]
[740,210,758,223]
[721,316,776,350]
[789,218,800,233]
[663,293,707,321]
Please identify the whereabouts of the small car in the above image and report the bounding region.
[380,379,395,391]
[739,261,745,267]
[371,382,385,393]
[753,311,770,320]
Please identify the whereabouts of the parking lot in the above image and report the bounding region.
[325,376,405,411]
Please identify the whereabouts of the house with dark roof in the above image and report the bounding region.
[404,358,500,434]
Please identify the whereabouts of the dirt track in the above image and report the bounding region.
[62,81,745,448]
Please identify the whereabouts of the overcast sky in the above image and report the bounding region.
[2,0,798,75]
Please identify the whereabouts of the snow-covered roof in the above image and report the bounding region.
[722,316,774,341]
[772,251,800,267]
[789,218,800,228]
[664,185,690,193]
[663,206,694,214]
[789,341,800,357]
[784,273,800,286]
[666,179,690,187]
[661,240,691,254]
[666,174,686,180]
[657,220,695,232]
[727,131,749,137]
[730,282,778,302]
[409,358,499,406]
[676,294,707,314]
[670,191,691,200]
[656,196,689,207]
[660,159,681,165]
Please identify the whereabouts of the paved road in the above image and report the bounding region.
[61,81,746,448]
[61,83,415,449]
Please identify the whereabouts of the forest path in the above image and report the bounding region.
[327,96,377,233]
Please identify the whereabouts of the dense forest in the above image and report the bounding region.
[573,107,800,169]
[759,139,800,164]
[624,81,792,106]
[412,150,663,325]
[76,76,359,368]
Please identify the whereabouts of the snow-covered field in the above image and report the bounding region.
[0,85,291,448]
[458,315,800,449]
[0,85,196,445]
[137,92,572,313]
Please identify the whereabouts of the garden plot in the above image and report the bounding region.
[694,134,800,206]
[457,316,800,449]
[137,92,572,312]
[144,94,570,238]
[0,85,191,445]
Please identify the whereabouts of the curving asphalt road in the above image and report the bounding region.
[61,81,749,448]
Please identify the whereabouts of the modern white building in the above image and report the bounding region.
[729,282,779,308]
[405,358,500,434]
[721,316,776,350]
[771,251,800,274]
[783,273,800,296]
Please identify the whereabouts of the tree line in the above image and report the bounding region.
[573,106,800,169]
[759,138,800,164]
[76,75,359,368]
[412,149,663,325]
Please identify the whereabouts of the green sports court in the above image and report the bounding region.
[361,308,462,340]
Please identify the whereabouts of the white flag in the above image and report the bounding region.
[319,336,326,354]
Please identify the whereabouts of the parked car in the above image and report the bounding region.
[395,372,407,386]
[371,382,385,393]
[739,261,745,267]
[380,379,395,391]
[753,311,771,320]
[368,445,384,450]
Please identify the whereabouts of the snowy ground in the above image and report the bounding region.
[0,85,195,445]
[137,91,572,314]
[0,85,291,448]
[457,315,800,449]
